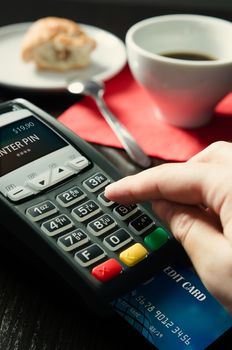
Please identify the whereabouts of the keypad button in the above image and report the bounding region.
[56,186,86,207]
[103,229,132,251]
[98,192,114,207]
[41,214,73,236]
[74,244,106,267]
[113,204,138,220]
[119,243,148,267]
[92,258,123,282]
[87,214,117,236]
[129,213,154,235]
[26,200,58,222]
[83,173,109,192]
[71,200,101,222]
[68,156,89,171]
[50,166,74,186]
[7,186,33,201]
[144,227,169,251]
[27,170,51,190]
[57,229,89,251]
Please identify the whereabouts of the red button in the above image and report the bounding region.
[91,258,122,282]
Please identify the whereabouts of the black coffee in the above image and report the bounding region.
[160,51,217,61]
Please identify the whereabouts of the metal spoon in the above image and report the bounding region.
[67,79,151,168]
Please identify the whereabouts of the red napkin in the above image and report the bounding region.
[58,65,232,161]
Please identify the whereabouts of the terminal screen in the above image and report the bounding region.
[0,115,68,176]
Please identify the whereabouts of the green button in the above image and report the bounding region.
[144,227,169,251]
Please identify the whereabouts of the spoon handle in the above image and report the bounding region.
[94,95,151,168]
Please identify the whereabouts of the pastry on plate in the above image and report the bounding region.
[21,17,96,71]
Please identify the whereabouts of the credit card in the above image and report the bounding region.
[112,263,232,350]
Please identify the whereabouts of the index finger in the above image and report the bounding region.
[105,162,229,214]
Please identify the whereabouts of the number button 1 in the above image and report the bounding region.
[26,200,58,222]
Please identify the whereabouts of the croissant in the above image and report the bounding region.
[21,17,96,71]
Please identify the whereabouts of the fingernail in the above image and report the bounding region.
[104,183,113,195]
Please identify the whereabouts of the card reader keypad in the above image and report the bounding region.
[26,171,170,284]
[0,102,176,304]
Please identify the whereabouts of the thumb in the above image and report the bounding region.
[152,199,232,310]
[152,199,221,247]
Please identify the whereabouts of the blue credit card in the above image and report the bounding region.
[112,263,232,350]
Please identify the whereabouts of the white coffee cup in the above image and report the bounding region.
[126,14,232,128]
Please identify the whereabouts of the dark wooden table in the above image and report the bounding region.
[0,2,231,349]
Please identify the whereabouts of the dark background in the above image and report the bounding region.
[0,1,231,349]
[1,0,232,42]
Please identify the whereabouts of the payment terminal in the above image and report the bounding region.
[0,98,181,310]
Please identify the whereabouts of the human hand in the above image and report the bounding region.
[105,141,232,315]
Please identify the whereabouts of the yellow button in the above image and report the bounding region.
[119,243,148,267]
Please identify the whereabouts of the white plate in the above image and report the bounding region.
[0,22,127,91]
